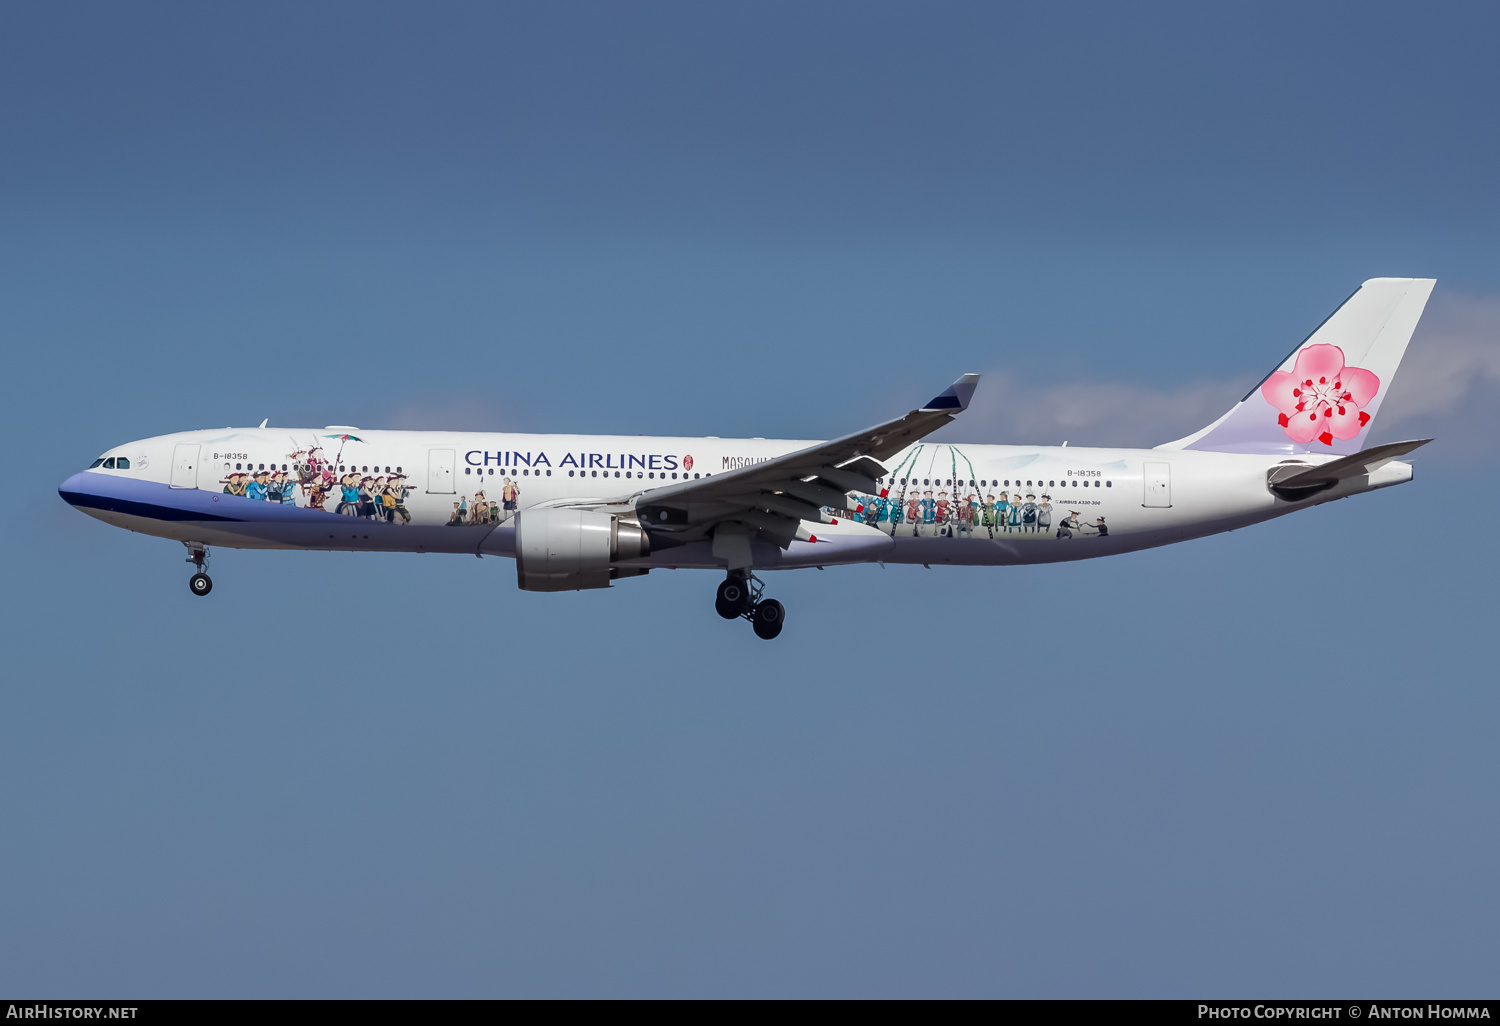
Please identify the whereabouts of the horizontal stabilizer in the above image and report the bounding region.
[1268,439,1430,500]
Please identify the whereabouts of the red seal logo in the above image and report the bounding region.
[683,455,694,471]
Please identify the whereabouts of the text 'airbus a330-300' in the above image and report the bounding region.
[61,278,1435,639]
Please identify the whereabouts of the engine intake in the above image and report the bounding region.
[515,508,650,592]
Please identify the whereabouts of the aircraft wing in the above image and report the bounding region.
[634,374,980,557]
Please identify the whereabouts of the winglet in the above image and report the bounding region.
[921,373,980,412]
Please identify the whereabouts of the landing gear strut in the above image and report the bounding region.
[185,543,212,597]
[715,571,784,640]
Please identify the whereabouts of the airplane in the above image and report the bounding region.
[60,277,1435,640]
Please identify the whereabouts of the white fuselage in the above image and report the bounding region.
[62,426,1412,570]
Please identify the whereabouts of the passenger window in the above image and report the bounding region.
[615,471,620,478]
[116,457,130,469]
[1106,480,1112,487]
[546,470,552,476]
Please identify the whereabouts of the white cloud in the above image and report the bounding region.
[937,374,1241,450]
[1375,292,1500,458]
[938,289,1500,463]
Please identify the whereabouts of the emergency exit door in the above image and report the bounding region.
[170,444,199,489]
[1142,461,1172,507]
[427,448,455,494]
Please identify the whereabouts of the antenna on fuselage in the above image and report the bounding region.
[258,418,268,428]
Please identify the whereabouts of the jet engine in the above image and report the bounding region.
[514,508,650,592]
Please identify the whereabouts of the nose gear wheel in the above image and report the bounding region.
[184,542,212,597]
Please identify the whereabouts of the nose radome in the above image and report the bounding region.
[59,471,93,505]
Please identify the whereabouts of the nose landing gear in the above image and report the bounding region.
[184,543,212,597]
[715,571,784,640]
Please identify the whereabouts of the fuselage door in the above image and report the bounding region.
[427,448,456,494]
[170,444,200,489]
[1142,461,1172,508]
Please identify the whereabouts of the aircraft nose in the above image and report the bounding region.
[59,470,93,506]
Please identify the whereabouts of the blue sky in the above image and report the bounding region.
[2,2,1497,997]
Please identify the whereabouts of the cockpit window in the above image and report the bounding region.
[101,458,116,469]
[89,458,105,469]
[115,457,130,469]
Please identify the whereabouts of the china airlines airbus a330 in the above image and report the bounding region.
[61,278,1434,639]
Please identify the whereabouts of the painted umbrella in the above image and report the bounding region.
[323,433,364,464]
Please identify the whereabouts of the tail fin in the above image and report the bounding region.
[1160,278,1436,456]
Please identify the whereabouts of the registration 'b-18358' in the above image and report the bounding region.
[60,278,1435,639]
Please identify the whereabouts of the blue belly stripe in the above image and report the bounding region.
[60,489,241,523]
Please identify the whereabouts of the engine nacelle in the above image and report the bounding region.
[514,508,650,592]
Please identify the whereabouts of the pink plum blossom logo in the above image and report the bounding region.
[1260,343,1379,447]
[682,455,694,471]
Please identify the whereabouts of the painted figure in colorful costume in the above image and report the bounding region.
[1021,493,1038,532]
[954,493,974,538]
[246,470,270,502]
[919,490,936,538]
[337,474,360,515]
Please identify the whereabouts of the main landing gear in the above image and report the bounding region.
[716,571,785,640]
[185,543,212,597]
